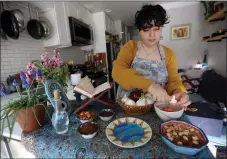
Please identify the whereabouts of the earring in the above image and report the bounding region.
[160,36,163,40]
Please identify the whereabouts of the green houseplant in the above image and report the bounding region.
[0,63,51,139]
[0,48,69,139]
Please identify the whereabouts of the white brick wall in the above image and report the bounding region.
[1,2,86,86]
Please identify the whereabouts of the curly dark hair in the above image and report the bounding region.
[135,4,169,31]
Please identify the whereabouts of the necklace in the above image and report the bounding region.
[142,44,156,58]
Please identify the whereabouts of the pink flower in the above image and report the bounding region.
[41,53,48,62]
[26,62,35,70]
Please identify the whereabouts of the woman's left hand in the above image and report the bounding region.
[171,92,191,110]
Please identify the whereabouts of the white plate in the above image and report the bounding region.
[106,117,152,148]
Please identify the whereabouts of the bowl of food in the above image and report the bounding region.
[78,111,96,123]
[99,109,115,121]
[154,102,184,121]
[160,121,209,155]
[116,90,154,115]
[78,122,99,139]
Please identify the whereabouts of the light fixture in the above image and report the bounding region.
[105,9,112,13]
[120,32,124,34]
[84,4,92,9]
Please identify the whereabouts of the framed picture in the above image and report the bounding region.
[171,24,191,40]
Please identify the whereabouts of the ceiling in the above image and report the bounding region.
[12,1,200,27]
[79,1,200,26]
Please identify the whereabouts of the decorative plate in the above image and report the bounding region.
[106,117,152,148]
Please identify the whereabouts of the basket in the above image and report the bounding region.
[116,98,154,115]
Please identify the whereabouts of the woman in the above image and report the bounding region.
[112,4,191,108]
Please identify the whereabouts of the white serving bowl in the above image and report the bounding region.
[78,122,99,139]
[99,109,115,121]
[81,131,98,139]
[80,117,94,123]
[154,102,184,121]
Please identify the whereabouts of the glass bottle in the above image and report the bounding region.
[51,90,69,134]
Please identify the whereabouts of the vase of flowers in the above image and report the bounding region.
[34,48,69,93]
[0,65,50,137]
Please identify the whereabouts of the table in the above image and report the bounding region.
[21,102,215,159]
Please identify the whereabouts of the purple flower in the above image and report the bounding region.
[37,70,43,77]
[31,69,37,78]
[1,88,6,96]
[12,79,18,86]
[22,80,29,88]
[20,72,26,80]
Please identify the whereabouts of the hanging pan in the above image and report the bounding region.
[39,16,51,39]
[11,8,26,32]
[27,4,44,40]
[0,1,19,39]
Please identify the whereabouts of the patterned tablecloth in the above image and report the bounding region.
[21,103,214,159]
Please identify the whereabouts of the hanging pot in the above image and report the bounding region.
[39,16,51,39]
[0,2,19,39]
[11,9,25,32]
[27,5,44,40]
[1,28,7,40]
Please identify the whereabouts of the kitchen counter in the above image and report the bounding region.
[1,84,76,107]
[20,103,214,159]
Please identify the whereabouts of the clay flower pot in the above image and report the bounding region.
[17,104,46,133]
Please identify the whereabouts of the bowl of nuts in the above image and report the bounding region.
[160,121,208,155]
[78,111,96,123]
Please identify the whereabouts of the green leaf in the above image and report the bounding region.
[31,107,41,126]
[9,112,19,140]
[23,104,28,129]
[6,115,12,141]
[42,104,51,120]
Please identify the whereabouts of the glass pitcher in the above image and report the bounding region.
[51,99,69,134]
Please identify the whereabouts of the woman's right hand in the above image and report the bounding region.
[147,84,170,103]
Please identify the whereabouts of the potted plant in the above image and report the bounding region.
[0,65,51,138]
[34,48,69,93]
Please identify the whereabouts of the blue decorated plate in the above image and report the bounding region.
[106,117,152,148]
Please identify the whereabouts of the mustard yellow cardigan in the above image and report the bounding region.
[112,40,186,95]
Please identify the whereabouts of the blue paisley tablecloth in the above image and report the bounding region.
[21,102,214,159]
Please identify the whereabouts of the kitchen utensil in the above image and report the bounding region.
[0,1,19,39]
[11,9,25,32]
[39,16,51,39]
[27,5,44,39]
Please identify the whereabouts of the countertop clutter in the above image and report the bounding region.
[21,103,215,159]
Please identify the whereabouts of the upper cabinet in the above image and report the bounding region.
[39,2,92,48]
[105,14,115,35]
[40,2,71,48]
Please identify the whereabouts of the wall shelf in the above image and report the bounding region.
[202,32,227,42]
[204,8,226,24]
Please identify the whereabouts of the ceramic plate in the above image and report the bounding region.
[106,117,152,148]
